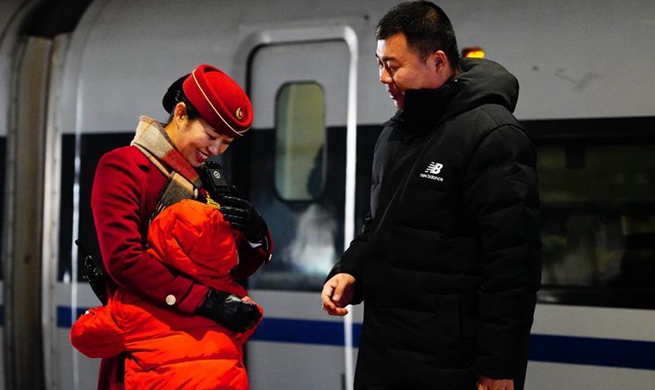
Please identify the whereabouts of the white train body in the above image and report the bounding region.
[1,0,654,389]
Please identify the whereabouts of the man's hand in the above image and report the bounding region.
[321,273,356,316]
[477,375,514,390]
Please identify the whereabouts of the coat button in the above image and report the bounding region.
[165,294,177,306]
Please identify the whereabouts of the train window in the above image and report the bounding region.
[58,133,134,282]
[274,82,326,201]
[538,143,655,308]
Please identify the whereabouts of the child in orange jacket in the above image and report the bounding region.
[71,199,263,390]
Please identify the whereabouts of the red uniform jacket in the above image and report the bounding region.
[90,146,271,390]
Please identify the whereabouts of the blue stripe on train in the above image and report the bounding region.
[529,334,655,370]
[57,307,655,371]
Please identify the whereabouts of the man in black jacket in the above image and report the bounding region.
[321,2,541,390]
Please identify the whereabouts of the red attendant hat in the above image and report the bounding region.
[182,64,252,137]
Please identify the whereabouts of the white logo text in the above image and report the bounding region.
[420,162,444,182]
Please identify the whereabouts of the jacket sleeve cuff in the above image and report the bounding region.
[166,277,209,314]
[231,229,273,279]
[325,239,367,305]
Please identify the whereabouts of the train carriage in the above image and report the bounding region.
[1,0,654,389]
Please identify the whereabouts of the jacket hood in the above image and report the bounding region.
[147,199,241,289]
[451,58,519,114]
[391,58,519,135]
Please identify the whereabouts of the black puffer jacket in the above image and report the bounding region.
[330,58,541,390]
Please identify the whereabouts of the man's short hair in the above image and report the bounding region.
[376,1,459,69]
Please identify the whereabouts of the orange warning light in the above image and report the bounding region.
[462,46,485,59]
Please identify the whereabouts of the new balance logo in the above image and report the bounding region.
[425,162,443,175]
[420,162,444,182]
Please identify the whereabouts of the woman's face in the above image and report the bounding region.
[176,117,234,167]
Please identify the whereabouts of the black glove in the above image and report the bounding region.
[220,189,268,243]
[196,289,261,333]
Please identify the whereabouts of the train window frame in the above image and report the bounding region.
[0,137,4,279]
[526,116,655,310]
[273,81,327,202]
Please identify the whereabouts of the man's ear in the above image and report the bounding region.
[432,50,448,72]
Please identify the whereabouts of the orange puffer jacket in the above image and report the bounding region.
[147,198,248,298]
[72,199,262,390]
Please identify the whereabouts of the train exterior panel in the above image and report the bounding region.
[1,0,654,389]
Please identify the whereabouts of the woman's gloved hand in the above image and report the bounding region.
[196,288,261,333]
[220,189,268,243]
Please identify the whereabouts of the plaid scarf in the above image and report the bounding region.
[131,116,203,220]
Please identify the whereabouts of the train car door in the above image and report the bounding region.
[246,36,357,390]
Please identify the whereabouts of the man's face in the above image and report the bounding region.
[376,33,445,109]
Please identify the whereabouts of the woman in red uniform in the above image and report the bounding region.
[90,64,272,389]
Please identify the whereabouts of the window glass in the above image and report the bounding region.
[58,133,134,282]
[274,82,325,201]
[539,144,655,300]
[539,145,654,203]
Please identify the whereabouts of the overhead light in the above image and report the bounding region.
[462,46,485,59]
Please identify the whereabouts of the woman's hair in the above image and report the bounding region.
[162,74,201,125]
[375,1,459,69]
